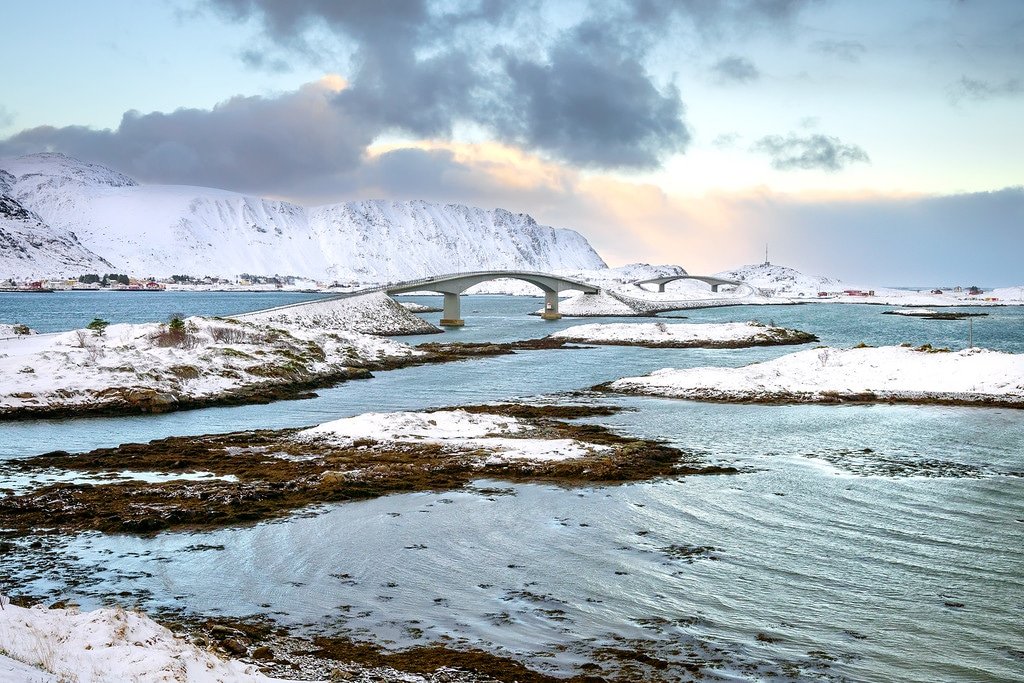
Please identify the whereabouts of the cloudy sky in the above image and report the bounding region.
[2,0,1022,284]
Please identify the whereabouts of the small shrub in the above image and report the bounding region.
[12,324,31,335]
[853,342,872,348]
[209,325,263,345]
[915,343,950,353]
[87,318,109,337]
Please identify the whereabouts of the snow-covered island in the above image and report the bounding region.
[0,294,442,419]
[605,345,1024,408]
[549,321,817,348]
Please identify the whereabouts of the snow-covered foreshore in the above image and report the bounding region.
[607,346,1024,407]
[0,603,292,683]
[550,321,817,348]
[0,602,499,683]
[0,294,432,419]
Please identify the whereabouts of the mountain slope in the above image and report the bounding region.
[0,169,113,280]
[310,200,604,281]
[0,154,606,280]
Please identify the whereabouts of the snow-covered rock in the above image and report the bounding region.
[0,603,291,683]
[609,346,1024,406]
[0,323,37,338]
[0,153,606,280]
[299,409,606,463]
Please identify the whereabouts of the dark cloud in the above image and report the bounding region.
[950,75,1023,102]
[0,81,377,196]
[203,0,812,170]
[239,48,292,73]
[1,0,817,193]
[752,133,870,172]
[711,55,760,84]
[495,20,689,169]
[811,40,867,63]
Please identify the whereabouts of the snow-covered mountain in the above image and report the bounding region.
[310,201,602,282]
[0,168,114,280]
[0,153,606,281]
[715,262,842,296]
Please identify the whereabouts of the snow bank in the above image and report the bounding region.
[299,409,603,462]
[551,321,814,347]
[239,292,440,335]
[609,346,1024,406]
[0,603,292,683]
[398,300,442,313]
[0,323,37,338]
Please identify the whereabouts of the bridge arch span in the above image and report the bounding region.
[635,274,742,293]
[386,270,599,326]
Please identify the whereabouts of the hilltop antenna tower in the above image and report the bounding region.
[764,243,770,266]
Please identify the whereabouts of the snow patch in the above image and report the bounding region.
[299,409,603,462]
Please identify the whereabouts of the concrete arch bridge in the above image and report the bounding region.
[386,270,599,326]
[635,274,743,293]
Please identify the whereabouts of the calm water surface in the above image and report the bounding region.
[2,293,1022,681]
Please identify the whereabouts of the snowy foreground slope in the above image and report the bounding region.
[608,346,1024,407]
[0,153,605,280]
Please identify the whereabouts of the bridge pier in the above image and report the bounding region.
[657,283,666,293]
[440,292,464,327]
[541,290,561,320]
[711,284,720,292]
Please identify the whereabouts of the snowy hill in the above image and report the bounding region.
[0,169,113,280]
[0,153,606,280]
[714,262,842,297]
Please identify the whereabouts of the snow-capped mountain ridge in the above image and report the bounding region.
[0,154,606,280]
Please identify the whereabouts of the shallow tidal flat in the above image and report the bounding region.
[0,404,735,536]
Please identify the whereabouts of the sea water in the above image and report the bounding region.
[2,294,1022,681]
